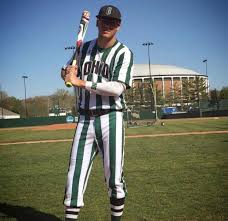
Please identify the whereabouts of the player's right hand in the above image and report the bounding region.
[61,65,78,81]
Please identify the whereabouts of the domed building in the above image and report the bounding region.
[133,64,209,99]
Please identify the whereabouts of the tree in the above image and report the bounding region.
[50,89,73,110]
[165,91,175,107]
[1,93,24,115]
[193,76,208,109]
[0,90,8,112]
[220,87,228,99]
[173,82,182,106]
[143,80,157,112]
[210,89,220,110]
[124,87,134,107]
[0,90,8,101]
[26,96,49,117]
[52,89,69,108]
[155,89,165,106]
[8,97,24,115]
[182,78,194,110]
[133,83,144,112]
[49,88,76,116]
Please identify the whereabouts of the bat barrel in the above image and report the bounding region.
[65,10,90,88]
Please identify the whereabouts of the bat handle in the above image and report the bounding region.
[65,59,77,87]
[65,82,73,87]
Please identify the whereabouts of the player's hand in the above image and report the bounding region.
[61,67,67,81]
[64,65,85,88]
[61,65,77,80]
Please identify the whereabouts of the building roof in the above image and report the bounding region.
[0,107,20,117]
[134,64,206,78]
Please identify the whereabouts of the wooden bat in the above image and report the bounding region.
[65,10,90,87]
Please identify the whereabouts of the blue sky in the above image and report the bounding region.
[0,0,227,99]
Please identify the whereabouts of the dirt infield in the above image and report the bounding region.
[0,123,77,131]
[31,123,76,131]
[1,130,228,146]
[0,117,226,131]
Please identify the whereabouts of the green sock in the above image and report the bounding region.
[65,207,80,220]
[110,197,125,221]
[111,215,121,221]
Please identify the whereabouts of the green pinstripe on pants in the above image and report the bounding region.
[64,111,127,208]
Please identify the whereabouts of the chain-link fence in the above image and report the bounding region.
[124,99,228,127]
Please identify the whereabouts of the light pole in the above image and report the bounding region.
[142,42,158,121]
[203,59,207,76]
[0,84,3,119]
[22,75,28,118]
[203,59,209,94]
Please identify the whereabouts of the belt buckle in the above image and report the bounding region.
[90,109,96,117]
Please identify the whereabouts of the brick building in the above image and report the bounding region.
[133,64,209,98]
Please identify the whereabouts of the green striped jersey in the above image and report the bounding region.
[77,39,134,110]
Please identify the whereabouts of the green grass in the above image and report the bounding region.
[0,129,75,143]
[0,117,228,143]
[0,122,227,220]
[126,117,228,135]
[124,135,227,221]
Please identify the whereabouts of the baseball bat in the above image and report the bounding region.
[65,10,90,87]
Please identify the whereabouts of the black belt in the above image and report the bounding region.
[79,108,122,117]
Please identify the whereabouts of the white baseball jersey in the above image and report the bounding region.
[76,39,134,110]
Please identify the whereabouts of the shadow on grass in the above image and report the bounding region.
[0,203,62,221]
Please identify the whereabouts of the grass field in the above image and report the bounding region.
[0,117,227,221]
[0,117,228,143]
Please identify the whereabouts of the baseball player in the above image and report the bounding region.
[61,5,134,221]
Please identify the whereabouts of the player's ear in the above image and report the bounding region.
[116,21,121,31]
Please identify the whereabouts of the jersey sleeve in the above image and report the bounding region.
[85,81,126,96]
[112,48,134,89]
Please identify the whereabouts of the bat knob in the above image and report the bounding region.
[65,82,73,87]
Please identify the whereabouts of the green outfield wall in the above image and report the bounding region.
[0,116,67,128]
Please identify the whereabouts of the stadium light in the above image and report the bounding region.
[142,42,158,121]
[65,46,76,55]
[22,75,28,118]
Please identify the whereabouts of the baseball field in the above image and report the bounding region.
[0,117,227,221]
